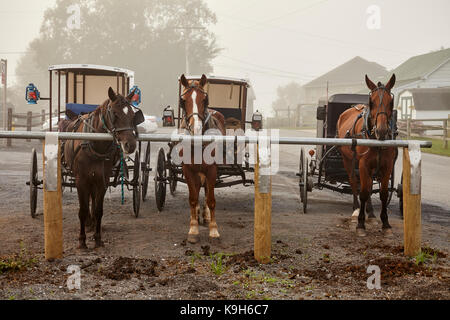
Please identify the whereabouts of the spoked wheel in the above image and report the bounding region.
[132,150,141,218]
[154,148,167,212]
[30,148,38,218]
[299,148,309,214]
[141,142,151,202]
[168,162,177,196]
[386,166,396,206]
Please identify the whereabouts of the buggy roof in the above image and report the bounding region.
[48,64,135,78]
[180,75,251,87]
[328,93,369,105]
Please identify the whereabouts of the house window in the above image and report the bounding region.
[400,96,413,119]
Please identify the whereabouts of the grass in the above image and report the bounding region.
[0,241,37,274]
[403,136,450,157]
[414,247,438,265]
[210,253,227,276]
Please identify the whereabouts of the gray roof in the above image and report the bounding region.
[390,48,450,85]
[304,56,388,88]
[407,87,450,111]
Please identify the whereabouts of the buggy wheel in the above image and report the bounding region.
[141,142,151,202]
[299,148,308,213]
[132,150,141,218]
[169,163,177,196]
[30,148,38,218]
[386,165,395,206]
[155,148,167,212]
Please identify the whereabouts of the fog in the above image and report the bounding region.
[1,0,450,116]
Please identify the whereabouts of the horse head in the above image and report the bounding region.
[105,87,144,155]
[365,73,396,140]
[180,74,209,135]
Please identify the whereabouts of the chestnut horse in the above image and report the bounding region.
[60,87,143,248]
[337,74,397,237]
[179,74,226,243]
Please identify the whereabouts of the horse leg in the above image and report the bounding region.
[357,162,372,237]
[93,187,107,248]
[206,167,220,240]
[202,184,211,225]
[342,155,360,220]
[76,182,89,249]
[380,165,393,236]
[366,185,376,223]
[184,168,201,244]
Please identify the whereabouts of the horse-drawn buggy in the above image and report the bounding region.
[155,75,262,213]
[27,64,151,222]
[298,74,402,227]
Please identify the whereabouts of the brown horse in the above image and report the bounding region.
[179,74,226,243]
[60,87,143,248]
[336,74,397,237]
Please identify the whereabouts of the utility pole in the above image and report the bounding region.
[172,27,205,75]
[1,59,7,131]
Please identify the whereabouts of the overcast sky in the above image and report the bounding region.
[1,0,450,115]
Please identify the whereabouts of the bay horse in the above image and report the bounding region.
[60,87,143,248]
[336,74,397,237]
[179,74,226,244]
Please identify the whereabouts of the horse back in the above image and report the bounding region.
[336,104,366,138]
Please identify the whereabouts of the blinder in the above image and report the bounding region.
[133,109,145,126]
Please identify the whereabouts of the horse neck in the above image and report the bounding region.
[89,103,114,151]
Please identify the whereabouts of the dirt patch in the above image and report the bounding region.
[102,257,158,281]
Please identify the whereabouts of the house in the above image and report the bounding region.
[397,87,450,120]
[302,56,388,105]
[390,47,450,106]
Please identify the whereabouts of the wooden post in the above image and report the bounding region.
[254,139,272,263]
[403,143,422,257]
[406,118,411,140]
[43,132,63,260]
[26,111,32,142]
[444,116,448,149]
[6,108,12,147]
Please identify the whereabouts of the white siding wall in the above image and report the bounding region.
[425,59,450,87]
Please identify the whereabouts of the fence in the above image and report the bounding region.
[398,115,449,149]
[0,130,432,262]
[6,108,58,146]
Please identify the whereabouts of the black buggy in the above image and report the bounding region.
[297,93,402,213]
[154,75,263,211]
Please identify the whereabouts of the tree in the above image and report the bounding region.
[271,82,304,116]
[13,0,220,114]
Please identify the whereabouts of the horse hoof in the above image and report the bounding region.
[367,217,377,225]
[78,243,88,250]
[356,228,367,237]
[187,234,199,244]
[94,240,104,248]
[382,228,393,237]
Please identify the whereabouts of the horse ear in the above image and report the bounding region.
[365,74,376,91]
[108,87,117,102]
[386,73,396,90]
[180,74,189,88]
[126,88,136,101]
[200,74,207,87]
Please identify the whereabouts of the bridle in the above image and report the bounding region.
[179,83,211,134]
[368,84,394,139]
[101,99,144,143]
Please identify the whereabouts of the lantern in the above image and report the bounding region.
[162,106,175,127]
[129,85,141,107]
[25,83,40,104]
[251,110,263,131]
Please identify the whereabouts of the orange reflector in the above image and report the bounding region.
[309,149,315,157]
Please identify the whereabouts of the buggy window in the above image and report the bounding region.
[206,83,243,109]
